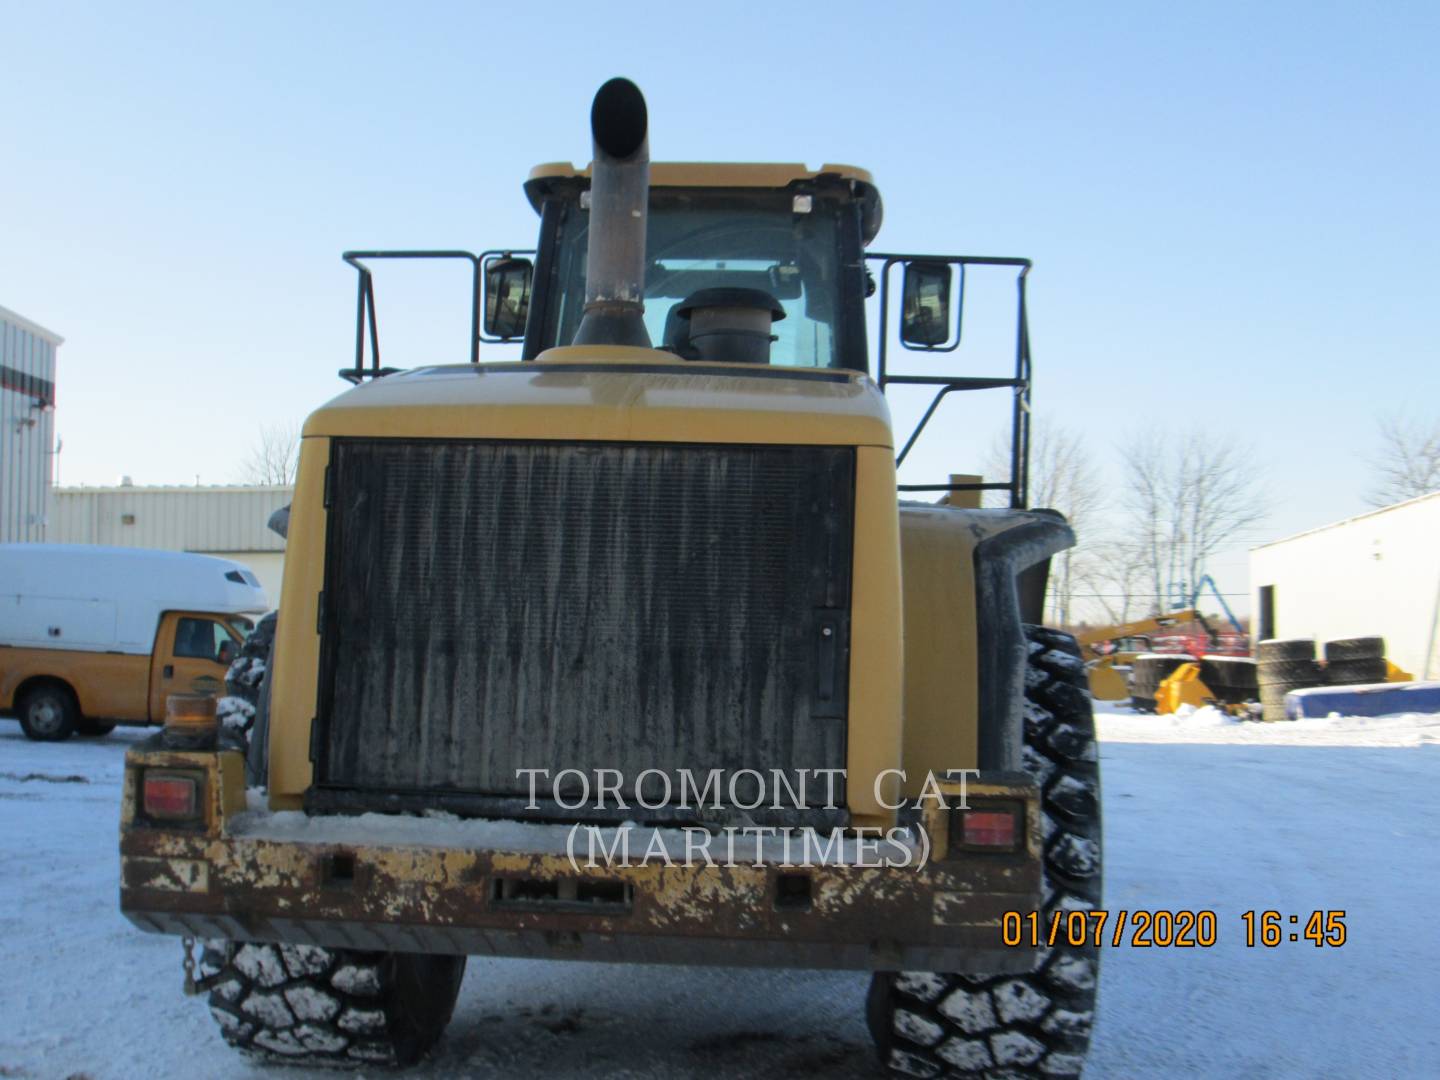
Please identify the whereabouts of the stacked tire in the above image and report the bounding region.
[1323,636,1388,686]
[1198,656,1259,707]
[1256,639,1323,721]
[1127,654,1194,713]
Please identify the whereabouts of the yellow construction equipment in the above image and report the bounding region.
[117,79,1103,1078]
[1155,662,1210,714]
[1079,609,1202,700]
[1076,609,1202,660]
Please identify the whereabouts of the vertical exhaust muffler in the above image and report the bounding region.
[572,77,652,349]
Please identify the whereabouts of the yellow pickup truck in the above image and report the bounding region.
[0,544,269,740]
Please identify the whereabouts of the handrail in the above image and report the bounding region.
[339,249,536,383]
[866,253,1033,508]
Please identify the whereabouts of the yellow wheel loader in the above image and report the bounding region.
[119,79,1102,1077]
[1078,609,1204,702]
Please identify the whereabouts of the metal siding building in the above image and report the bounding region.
[1250,491,1440,680]
[47,485,293,606]
[0,305,62,543]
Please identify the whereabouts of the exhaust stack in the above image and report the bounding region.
[572,78,652,349]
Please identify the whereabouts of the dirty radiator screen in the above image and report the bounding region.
[313,439,855,812]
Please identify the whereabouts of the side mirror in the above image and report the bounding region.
[483,256,533,340]
[900,260,956,349]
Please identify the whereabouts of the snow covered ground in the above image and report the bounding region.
[2,704,1437,1078]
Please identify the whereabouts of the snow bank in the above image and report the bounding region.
[1098,701,1440,746]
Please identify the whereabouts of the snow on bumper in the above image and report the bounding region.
[120,749,1043,972]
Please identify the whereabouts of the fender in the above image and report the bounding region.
[897,506,1073,789]
[971,509,1074,770]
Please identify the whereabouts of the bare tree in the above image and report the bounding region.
[1119,432,1172,616]
[1118,428,1264,614]
[1368,414,1440,507]
[1074,538,1150,624]
[240,421,301,486]
[987,423,1105,625]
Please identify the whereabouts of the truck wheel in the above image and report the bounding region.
[867,625,1102,1079]
[17,684,78,742]
[200,942,466,1066]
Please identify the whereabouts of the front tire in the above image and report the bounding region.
[867,625,1102,1078]
[200,942,466,1066]
[17,684,78,741]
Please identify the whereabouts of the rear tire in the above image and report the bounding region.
[17,684,77,742]
[867,625,1102,1078]
[200,942,466,1066]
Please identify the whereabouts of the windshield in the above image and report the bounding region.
[548,191,847,368]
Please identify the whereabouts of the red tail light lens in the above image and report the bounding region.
[961,810,1019,849]
[143,772,201,821]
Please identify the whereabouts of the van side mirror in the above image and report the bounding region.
[900,260,956,349]
[483,256,533,340]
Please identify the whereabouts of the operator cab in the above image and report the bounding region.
[520,163,882,371]
[337,134,1035,507]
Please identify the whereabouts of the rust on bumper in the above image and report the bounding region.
[121,749,1042,973]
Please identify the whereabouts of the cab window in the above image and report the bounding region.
[175,618,232,662]
[549,191,847,369]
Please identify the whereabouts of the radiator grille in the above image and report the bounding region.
[314,439,855,813]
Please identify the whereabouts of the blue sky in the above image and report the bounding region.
[3,1,1436,609]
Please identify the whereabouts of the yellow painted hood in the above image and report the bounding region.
[303,350,893,449]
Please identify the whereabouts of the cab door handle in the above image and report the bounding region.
[163,664,174,678]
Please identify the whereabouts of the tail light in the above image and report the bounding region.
[962,811,1018,848]
[143,770,203,822]
[950,804,1023,853]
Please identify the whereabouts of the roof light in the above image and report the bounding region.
[163,692,218,748]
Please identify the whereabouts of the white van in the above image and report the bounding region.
[0,544,270,740]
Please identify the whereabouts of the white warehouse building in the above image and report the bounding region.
[1250,491,1440,680]
[1,305,62,543]
[47,484,293,606]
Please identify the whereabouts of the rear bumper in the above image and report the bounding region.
[120,750,1042,973]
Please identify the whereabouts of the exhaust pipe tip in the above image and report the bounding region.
[592,77,647,161]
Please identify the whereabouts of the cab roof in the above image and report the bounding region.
[525,161,884,244]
